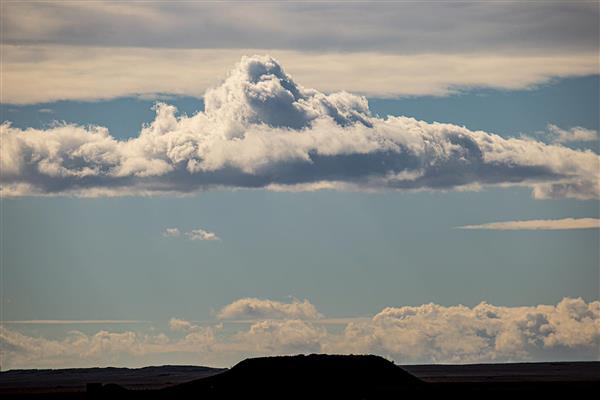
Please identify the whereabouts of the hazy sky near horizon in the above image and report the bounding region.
[1,1,599,369]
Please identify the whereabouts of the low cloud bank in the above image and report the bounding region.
[1,56,598,199]
[1,297,598,369]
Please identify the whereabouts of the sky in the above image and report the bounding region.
[0,1,599,369]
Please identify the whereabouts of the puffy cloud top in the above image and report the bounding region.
[217,297,322,320]
[344,297,600,363]
[204,55,372,138]
[1,55,598,199]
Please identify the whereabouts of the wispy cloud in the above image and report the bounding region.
[1,320,148,325]
[458,218,600,231]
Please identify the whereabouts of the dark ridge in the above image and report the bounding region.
[0,365,225,393]
[161,354,423,398]
[2,357,599,398]
[403,361,600,383]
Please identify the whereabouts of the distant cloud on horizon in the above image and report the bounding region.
[1,297,598,369]
[458,218,600,231]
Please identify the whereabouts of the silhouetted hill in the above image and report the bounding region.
[162,354,423,398]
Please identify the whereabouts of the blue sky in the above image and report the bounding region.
[1,1,599,369]
[2,77,599,319]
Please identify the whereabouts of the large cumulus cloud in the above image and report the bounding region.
[331,297,600,363]
[1,55,598,199]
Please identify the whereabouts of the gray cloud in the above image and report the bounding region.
[2,2,597,54]
[3,2,597,104]
[1,55,598,199]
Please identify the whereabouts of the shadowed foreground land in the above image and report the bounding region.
[1,355,599,398]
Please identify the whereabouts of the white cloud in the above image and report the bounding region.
[185,228,220,242]
[2,55,599,199]
[547,124,598,143]
[2,297,598,369]
[162,228,180,237]
[458,218,600,231]
[328,297,600,364]
[217,298,322,321]
[162,227,219,241]
[1,45,598,104]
